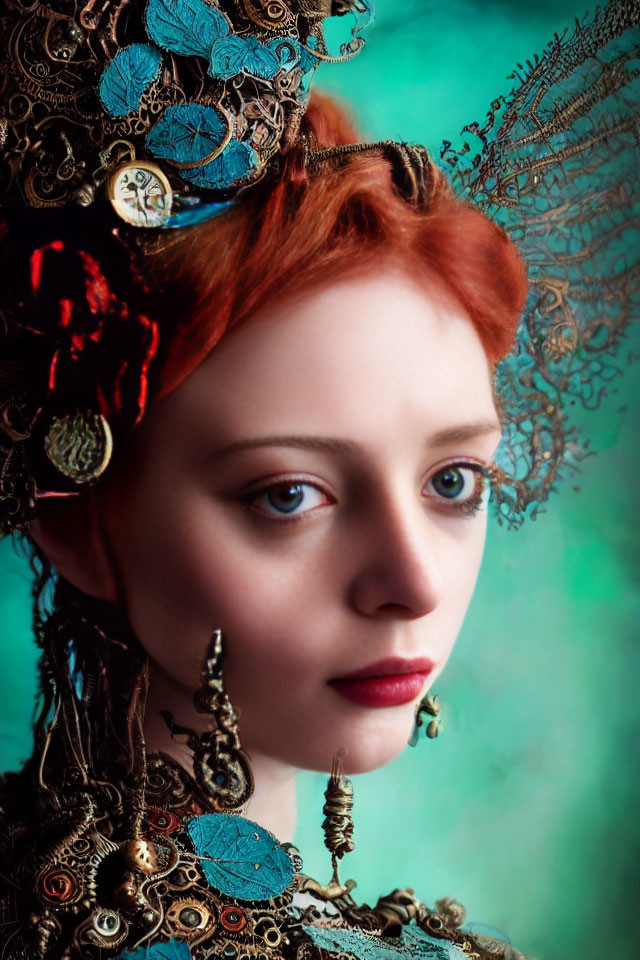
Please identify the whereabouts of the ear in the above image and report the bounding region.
[29,492,119,603]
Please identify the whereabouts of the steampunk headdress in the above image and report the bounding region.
[0,0,376,532]
[0,0,639,536]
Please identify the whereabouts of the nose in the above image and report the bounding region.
[347,493,445,619]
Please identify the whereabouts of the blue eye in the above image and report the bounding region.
[426,464,489,515]
[247,481,329,518]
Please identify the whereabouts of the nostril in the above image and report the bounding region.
[376,602,424,619]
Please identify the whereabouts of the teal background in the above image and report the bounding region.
[1,3,638,959]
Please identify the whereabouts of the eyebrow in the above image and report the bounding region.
[207,420,501,461]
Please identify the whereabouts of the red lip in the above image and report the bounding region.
[329,657,436,709]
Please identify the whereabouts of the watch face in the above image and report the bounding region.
[109,161,173,227]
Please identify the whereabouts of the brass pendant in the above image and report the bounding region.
[44,411,113,483]
[299,751,356,901]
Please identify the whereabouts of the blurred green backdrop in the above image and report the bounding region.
[1,3,639,960]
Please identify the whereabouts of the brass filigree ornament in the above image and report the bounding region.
[43,411,113,483]
[161,629,254,813]
[440,1,640,525]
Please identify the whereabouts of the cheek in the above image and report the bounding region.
[109,483,340,692]
[439,514,488,651]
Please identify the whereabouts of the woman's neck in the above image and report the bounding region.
[143,661,298,843]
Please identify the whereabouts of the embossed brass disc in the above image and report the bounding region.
[44,411,113,483]
[109,160,173,228]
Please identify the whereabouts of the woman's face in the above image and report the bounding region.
[104,267,501,774]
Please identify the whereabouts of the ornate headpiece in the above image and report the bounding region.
[1,0,372,224]
[0,0,639,537]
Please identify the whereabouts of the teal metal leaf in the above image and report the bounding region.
[115,939,191,960]
[209,34,279,80]
[187,813,294,901]
[180,140,258,191]
[208,34,249,79]
[145,0,229,59]
[99,44,163,118]
[146,103,228,166]
[302,923,468,960]
[237,35,280,78]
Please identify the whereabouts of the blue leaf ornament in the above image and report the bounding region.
[302,923,468,960]
[180,139,258,190]
[99,44,163,118]
[187,813,294,901]
[209,34,279,80]
[146,103,229,167]
[208,34,249,79]
[238,35,280,78]
[115,939,191,960]
[145,0,230,59]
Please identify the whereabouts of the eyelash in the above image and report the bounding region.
[427,461,491,518]
[241,463,491,523]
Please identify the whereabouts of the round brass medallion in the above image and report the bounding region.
[44,411,113,483]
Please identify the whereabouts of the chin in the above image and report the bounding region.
[338,728,412,776]
[337,702,420,775]
[273,712,415,776]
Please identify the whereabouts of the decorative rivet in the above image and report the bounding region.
[179,907,202,929]
[93,909,121,936]
[148,808,182,834]
[41,870,76,902]
[220,905,247,933]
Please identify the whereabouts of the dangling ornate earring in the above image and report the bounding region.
[299,750,357,901]
[408,693,442,747]
[161,630,254,813]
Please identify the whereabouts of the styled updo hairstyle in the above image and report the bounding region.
[145,93,528,403]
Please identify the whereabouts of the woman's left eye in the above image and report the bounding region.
[424,463,490,516]
[244,481,330,519]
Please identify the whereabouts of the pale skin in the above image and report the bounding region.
[34,266,502,843]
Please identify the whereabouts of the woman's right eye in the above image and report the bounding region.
[243,481,332,519]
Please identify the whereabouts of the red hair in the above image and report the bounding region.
[144,94,528,400]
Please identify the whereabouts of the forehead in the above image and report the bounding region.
[163,268,496,444]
